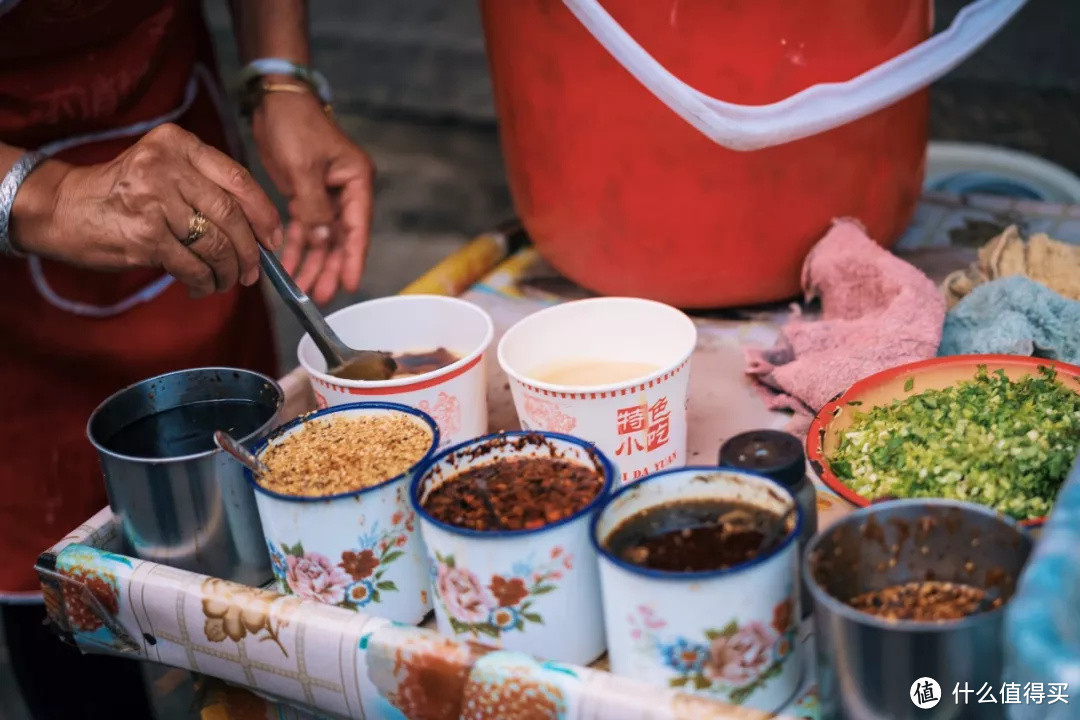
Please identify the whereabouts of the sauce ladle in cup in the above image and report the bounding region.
[758,505,797,555]
[473,473,507,531]
[258,245,396,381]
[214,430,271,477]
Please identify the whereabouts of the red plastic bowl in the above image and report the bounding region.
[806,355,1080,528]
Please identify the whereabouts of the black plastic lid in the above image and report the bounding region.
[719,430,805,488]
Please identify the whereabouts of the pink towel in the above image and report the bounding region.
[745,219,945,433]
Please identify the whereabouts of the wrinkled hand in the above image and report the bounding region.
[251,89,374,305]
[14,123,283,297]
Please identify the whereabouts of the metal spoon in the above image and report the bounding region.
[214,430,271,477]
[258,245,396,381]
[473,474,507,531]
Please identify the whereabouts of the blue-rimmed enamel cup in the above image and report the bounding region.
[248,402,439,624]
[411,431,615,665]
[591,467,804,712]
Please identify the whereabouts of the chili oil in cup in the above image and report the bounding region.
[411,431,615,665]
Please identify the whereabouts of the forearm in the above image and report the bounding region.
[1,142,71,256]
[228,0,311,64]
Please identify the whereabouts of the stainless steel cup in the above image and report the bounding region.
[805,500,1032,720]
[87,367,283,585]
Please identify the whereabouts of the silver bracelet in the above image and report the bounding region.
[0,151,47,258]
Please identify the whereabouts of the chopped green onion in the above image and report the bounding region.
[828,366,1080,520]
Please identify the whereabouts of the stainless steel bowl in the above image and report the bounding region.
[87,367,282,585]
[805,499,1032,720]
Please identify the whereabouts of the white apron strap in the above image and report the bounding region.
[29,64,240,318]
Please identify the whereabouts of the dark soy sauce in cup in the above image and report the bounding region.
[605,499,786,572]
[393,347,460,377]
[105,400,269,459]
[333,347,461,381]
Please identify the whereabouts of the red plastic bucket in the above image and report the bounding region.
[480,0,1024,307]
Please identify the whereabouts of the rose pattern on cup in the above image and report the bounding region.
[200,577,302,656]
[628,594,797,704]
[270,509,417,610]
[284,552,352,604]
[417,392,462,448]
[432,546,573,640]
[522,395,577,434]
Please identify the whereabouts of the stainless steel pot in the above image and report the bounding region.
[87,367,282,585]
[805,500,1032,720]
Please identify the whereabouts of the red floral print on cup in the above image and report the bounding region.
[523,395,577,433]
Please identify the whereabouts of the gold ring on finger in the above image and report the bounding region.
[184,210,210,247]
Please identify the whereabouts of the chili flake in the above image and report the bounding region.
[422,457,603,532]
[848,580,1001,622]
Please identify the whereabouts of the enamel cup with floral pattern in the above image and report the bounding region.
[411,431,615,666]
[592,467,804,712]
[248,403,439,625]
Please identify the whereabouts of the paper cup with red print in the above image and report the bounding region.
[298,295,494,447]
[497,297,697,485]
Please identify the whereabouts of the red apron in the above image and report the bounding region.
[0,0,278,596]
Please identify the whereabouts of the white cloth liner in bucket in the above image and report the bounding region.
[563,0,1028,150]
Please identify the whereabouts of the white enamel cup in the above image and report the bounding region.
[497,297,697,486]
[592,467,804,712]
[411,431,615,665]
[248,403,439,624]
[297,295,494,448]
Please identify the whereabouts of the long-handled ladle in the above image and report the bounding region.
[258,245,396,381]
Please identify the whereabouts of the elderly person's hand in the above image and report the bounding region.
[13,123,283,297]
[251,88,374,305]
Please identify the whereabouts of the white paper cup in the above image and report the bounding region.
[248,402,439,624]
[497,297,697,485]
[298,295,494,447]
[411,431,615,665]
[592,467,804,712]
